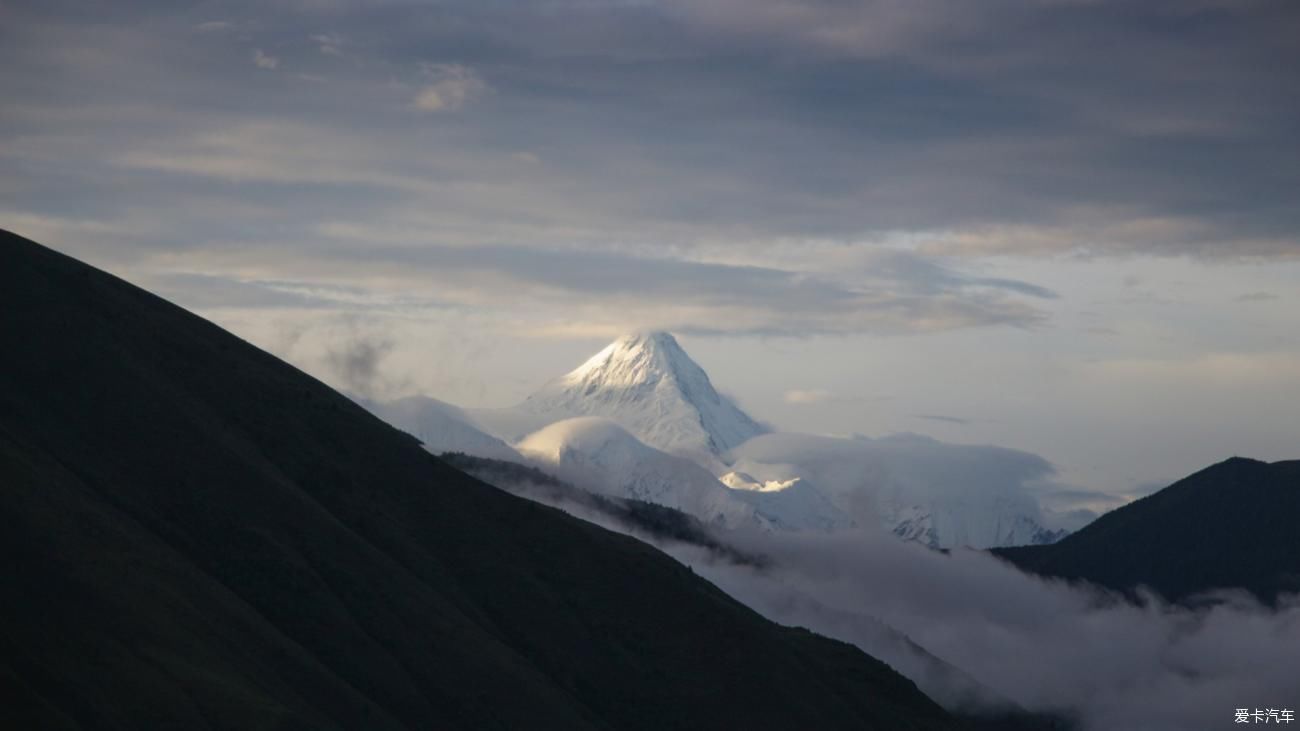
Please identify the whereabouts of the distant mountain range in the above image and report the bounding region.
[994,457,1300,604]
[0,229,960,730]
[374,330,1073,549]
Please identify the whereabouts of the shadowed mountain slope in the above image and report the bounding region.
[0,229,954,730]
[995,457,1300,603]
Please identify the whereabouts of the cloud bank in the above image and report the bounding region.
[5,0,1297,336]
[454,453,1299,731]
[681,528,1300,731]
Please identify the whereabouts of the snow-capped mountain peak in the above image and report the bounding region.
[520,332,767,457]
[558,331,684,388]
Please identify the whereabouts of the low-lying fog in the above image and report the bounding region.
[496,471,1300,731]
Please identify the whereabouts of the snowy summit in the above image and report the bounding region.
[519,332,767,457]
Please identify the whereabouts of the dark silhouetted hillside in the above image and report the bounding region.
[0,229,957,730]
[995,457,1300,603]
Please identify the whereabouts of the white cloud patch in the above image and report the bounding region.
[252,49,279,70]
[412,64,489,112]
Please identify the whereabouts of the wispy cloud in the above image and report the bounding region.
[196,20,234,33]
[5,0,1297,263]
[1235,291,1279,302]
[309,33,343,57]
[913,413,969,426]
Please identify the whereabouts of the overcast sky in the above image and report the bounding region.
[4,0,1298,497]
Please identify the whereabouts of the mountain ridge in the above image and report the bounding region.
[994,456,1300,603]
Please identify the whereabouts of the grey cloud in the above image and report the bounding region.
[150,273,337,310]
[1035,487,1130,517]
[304,241,1052,335]
[196,21,235,33]
[862,250,1058,298]
[1236,291,1279,302]
[309,33,343,56]
[969,277,1057,299]
[148,273,454,313]
[3,0,1298,265]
